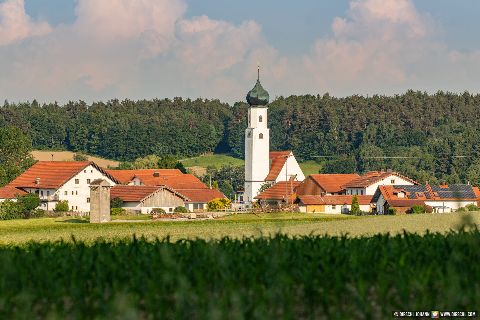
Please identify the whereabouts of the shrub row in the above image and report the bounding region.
[0,231,479,318]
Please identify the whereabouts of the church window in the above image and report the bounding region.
[259,133,264,139]
[247,131,252,138]
[259,115,263,122]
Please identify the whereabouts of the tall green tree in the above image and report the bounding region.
[0,127,35,186]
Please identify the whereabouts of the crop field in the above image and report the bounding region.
[1,212,480,245]
[31,150,120,168]
[0,229,479,319]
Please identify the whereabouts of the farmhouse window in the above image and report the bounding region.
[72,191,74,195]
[87,179,91,184]
[75,179,79,184]
[391,179,396,184]
[64,191,68,195]
[40,191,44,196]
[332,205,337,210]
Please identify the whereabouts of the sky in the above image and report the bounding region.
[0,0,479,104]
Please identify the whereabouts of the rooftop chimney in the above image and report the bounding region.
[35,178,40,185]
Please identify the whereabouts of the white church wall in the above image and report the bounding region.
[275,154,306,183]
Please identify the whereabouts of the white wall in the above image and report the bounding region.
[244,107,270,203]
[56,165,116,212]
[324,204,371,214]
[275,154,305,183]
[425,200,476,213]
[347,174,414,196]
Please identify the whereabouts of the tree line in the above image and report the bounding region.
[2,91,480,185]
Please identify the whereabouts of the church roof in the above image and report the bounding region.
[265,151,292,182]
[246,68,269,106]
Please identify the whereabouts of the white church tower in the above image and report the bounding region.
[244,67,270,203]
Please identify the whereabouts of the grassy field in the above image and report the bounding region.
[180,153,244,168]
[299,160,323,176]
[32,150,120,168]
[1,212,478,245]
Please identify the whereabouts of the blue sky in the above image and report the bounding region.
[1,0,479,103]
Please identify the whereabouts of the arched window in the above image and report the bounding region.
[259,133,264,139]
[259,115,263,122]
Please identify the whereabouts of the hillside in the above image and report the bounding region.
[31,151,119,168]
[3,92,480,184]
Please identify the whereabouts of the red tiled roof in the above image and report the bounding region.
[344,171,417,188]
[135,173,208,190]
[106,169,183,184]
[308,174,360,193]
[176,188,226,203]
[8,161,117,189]
[0,186,27,199]
[387,199,426,207]
[255,181,301,201]
[298,195,373,206]
[111,185,188,202]
[265,151,292,181]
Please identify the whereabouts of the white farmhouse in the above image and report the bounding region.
[343,171,416,196]
[243,68,305,203]
[6,161,118,212]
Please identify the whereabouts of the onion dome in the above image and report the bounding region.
[246,67,269,107]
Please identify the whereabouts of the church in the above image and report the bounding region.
[243,68,305,204]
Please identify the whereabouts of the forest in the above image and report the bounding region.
[1,90,480,185]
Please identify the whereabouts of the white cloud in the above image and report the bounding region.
[0,0,479,103]
[0,0,51,46]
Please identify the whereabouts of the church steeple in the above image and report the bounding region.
[244,66,271,203]
[246,65,269,107]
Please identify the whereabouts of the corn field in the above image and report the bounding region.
[0,231,479,319]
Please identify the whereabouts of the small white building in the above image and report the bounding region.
[297,195,373,214]
[6,161,118,212]
[344,171,416,196]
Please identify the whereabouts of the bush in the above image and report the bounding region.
[73,153,88,161]
[28,209,46,219]
[17,193,40,213]
[387,207,397,215]
[151,208,166,215]
[54,200,69,212]
[174,206,188,213]
[207,198,231,211]
[457,207,468,212]
[465,204,479,212]
[350,196,361,215]
[111,208,127,216]
[110,197,124,209]
[0,200,24,220]
[409,204,426,214]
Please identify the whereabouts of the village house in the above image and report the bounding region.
[256,170,418,214]
[373,184,480,214]
[3,161,118,212]
[107,169,226,211]
[343,171,417,196]
[255,180,302,207]
[0,185,26,202]
[297,195,373,214]
[110,185,188,214]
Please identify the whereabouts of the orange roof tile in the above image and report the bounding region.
[255,181,301,201]
[265,151,292,181]
[344,171,417,188]
[135,173,208,190]
[106,169,183,184]
[176,189,226,203]
[298,195,373,206]
[111,185,188,202]
[8,161,117,189]
[308,174,360,193]
[0,186,27,199]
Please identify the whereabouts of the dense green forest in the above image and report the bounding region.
[2,91,480,184]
